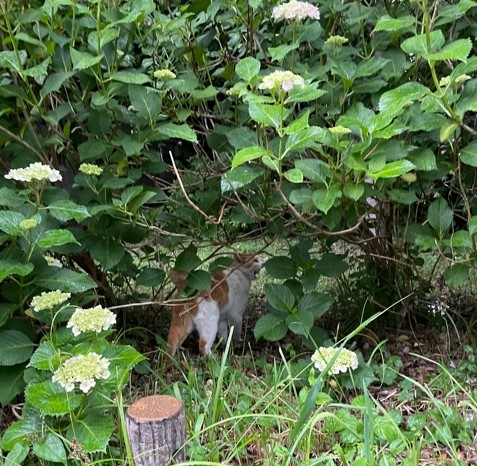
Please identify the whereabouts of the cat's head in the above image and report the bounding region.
[234,253,263,279]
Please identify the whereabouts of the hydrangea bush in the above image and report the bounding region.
[0,0,477,461]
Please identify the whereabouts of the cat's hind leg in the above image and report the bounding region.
[167,305,195,356]
[195,300,220,356]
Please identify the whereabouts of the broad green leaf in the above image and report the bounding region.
[67,414,114,453]
[284,168,303,183]
[235,57,261,82]
[285,126,326,154]
[89,27,120,51]
[0,365,26,406]
[426,39,472,62]
[0,260,34,282]
[368,160,416,180]
[154,123,198,143]
[33,433,67,464]
[22,58,50,83]
[0,211,24,236]
[265,283,295,313]
[221,166,264,192]
[373,15,415,32]
[343,183,364,201]
[136,268,166,287]
[26,381,82,415]
[232,146,272,168]
[48,200,91,222]
[407,148,437,171]
[254,313,288,341]
[89,239,125,271]
[102,345,146,379]
[444,263,470,288]
[0,50,27,72]
[415,234,438,251]
[261,155,280,172]
[401,30,445,56]
[468,216,477,236]
[287,310,314,336]
[78,139,109,160]
[428,197,453,235]
[297,292,332,319]
[268,44,299,62]
[174,245,202,272]
[378,83,429,113]
[38,229,79,248]
[28,341,58,370]
[355,57,391,79]
[436,0,477,25]
[186,270,212,291]
[0,330,33,366]
[110,71,150,84]
[289,188,314,209]
[70,47,103,70]
[388,189,418,205]
[248,102,283,129]
[285,85,327,104]
[36,269,97,293]
[1,418,40,450]
[312,185,341,214]
[460,141,477,167]
[295,159,329,183]
[264,256,297,279]
[191,86,219,102]
[284,111,310,134]
[315,254,348,277]
[226,126,258,150]
[445,230,472,248]
[40,71,75,99]
[440,121,458,143]
[0,187,26,207]
[4,443,29,466]
[129,85,161,123]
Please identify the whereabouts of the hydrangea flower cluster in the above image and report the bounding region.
[19,218,38,230]
[44,255,63,268]
[311,347,359,375]
[67,305,116,336]
[325,35,349,46]
[31,290,71,312]
[5,162,62,183]
[329,125,352,136]
[272,0,320,22]
[153,69,177,80]
[259,70,305,92]
[52,352,110,393]
[79,163,103,176]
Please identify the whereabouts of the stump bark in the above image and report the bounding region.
[126,395,186,466]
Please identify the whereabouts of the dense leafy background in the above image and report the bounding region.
[1,0,477,463]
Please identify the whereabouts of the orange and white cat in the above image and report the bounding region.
[167,253,262,357]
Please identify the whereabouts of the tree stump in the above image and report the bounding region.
[126,395,186,466]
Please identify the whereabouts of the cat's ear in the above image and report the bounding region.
[234,253,246,264]
[169,269,188,292]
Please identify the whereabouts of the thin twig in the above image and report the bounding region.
[169,151,227,225]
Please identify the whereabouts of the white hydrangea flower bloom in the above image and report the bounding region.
[44,255,63,268]
[79,163,103,176]
[31,290,71,312]
[153,69,177,80]
[5,162,62,183]
[67,305,116,336]
[272,0,320,22]
[311,347,359,375]
[52,353,110,393]
[259,70,305,92]
[329,125,352,136]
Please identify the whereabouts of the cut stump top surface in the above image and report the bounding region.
[127,395,183,422]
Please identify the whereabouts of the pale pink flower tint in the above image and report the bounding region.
[272,0,320,22]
